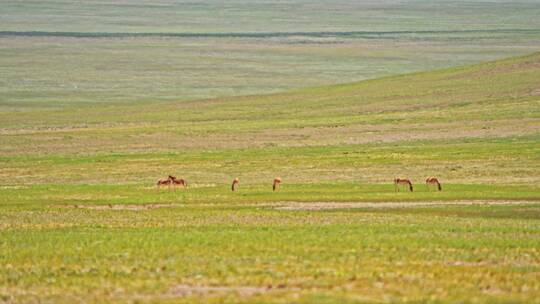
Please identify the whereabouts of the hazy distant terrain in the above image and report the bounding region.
[1,0,540,105]
[2,0,540,33]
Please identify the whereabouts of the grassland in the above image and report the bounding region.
[2,0,540,33]
[2,31,538,105]
[1,47,539,302]
[2,1,540,105]
[1,52,539,185]
[2,195,540,303]
[1,2,540,300]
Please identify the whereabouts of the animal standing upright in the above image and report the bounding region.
[425,177,442,191]
[394,178,413,192]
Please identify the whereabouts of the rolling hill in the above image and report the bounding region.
[0,52,538,186]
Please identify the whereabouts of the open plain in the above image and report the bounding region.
[1,1,539,303]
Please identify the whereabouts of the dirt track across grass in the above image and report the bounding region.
[53,203,183,211]
[169,284,272,297]
[274,200,540,211]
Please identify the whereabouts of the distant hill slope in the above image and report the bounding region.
[2,1,539,105]
[1,52,538,185]
[1,52,538,155]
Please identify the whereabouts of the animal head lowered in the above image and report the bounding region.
[394,178,413,192]
[426,177,442,191]
[273,177,282,191]
[231,178,239,191]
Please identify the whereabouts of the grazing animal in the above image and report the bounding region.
[156,176,173,191]
[273,177,282,191]
[170,175,187,190]
[426,177,442,191]
[231,178,239,191]
[394,178,413,192]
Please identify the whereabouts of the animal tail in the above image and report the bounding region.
[438,182,442,191]
[273,184,276,191]
[409,182,413,192]
[231,182,235,191]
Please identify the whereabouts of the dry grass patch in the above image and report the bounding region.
[274,200,540,211]
[52,203,182,211]
[169,284,272,297]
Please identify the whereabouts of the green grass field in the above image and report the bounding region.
[1,1,540,301]
[1,50,539,302]
[1,201,540,303]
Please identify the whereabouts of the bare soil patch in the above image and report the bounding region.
[53,203,182,211]
[113,284,297,302]
[274,200,539,211]
[169,284,271,297]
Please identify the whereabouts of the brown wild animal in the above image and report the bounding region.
[426,177,442,191]
[394,178,413,192]
[273,177,282,191]
[156,176,173,191]
[170,175,187,190]
[231,178,239,191]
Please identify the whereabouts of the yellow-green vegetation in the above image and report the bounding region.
[1,202,540,303]
[1,53,539,184]
[1,52,539,302]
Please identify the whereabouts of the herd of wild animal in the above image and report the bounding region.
[157,176,442,192]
